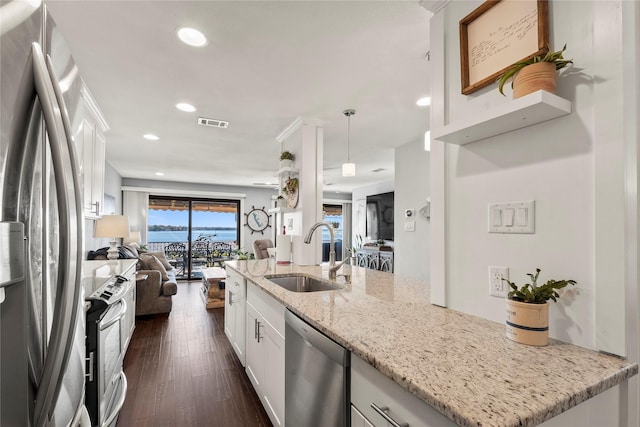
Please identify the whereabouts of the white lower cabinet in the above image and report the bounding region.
[351,354,456,427]
[224,269,246,365]
[245,281,285,427]
[120,263,136,354]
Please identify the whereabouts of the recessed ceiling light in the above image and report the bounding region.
[143,134,159,141]
[155,172,165,176]
[176,103,196,112]
[416,96,431,107]
[176,27,208,47]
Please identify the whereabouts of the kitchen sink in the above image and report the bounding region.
[265,274,343,293]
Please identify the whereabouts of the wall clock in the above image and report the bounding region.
[244,206,271,235]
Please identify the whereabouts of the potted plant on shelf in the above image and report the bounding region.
[275,194,285,208]
[503,268,576,346]
[497,44,573,99]
[280,150,294,169]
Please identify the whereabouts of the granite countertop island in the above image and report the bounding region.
[225,260,637,427]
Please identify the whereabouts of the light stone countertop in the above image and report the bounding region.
[225,260,638,427]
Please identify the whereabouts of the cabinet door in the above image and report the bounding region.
[81,118,105,217]
[92,130,105,213]
[224,287,235,343]
[232,291,246,366]
[261,321,285,427]
[81,119,98,216]
[245,302,262,392]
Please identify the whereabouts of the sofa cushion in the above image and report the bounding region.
[139,254,169,282]
[141,251,174,271]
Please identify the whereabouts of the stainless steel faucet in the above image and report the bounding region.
[304,222,351,280]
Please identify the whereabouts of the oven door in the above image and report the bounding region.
[97,299,127,425]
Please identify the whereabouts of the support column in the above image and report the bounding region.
[276,117,324,265]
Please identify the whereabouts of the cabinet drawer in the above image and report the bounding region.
[351,355,455,427]
[227,270,246,300]
[247,280,285,336]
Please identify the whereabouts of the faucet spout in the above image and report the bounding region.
[304,222,336,270]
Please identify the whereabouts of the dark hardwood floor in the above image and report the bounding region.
[116,281,272,427]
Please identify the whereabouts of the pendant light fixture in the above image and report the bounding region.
[342,109,356,177]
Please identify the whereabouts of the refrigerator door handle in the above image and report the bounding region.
[31,41,84,427]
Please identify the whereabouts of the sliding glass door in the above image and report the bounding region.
[322,204,343,262]
[147,196,240,280]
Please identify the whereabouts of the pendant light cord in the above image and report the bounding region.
[343,109,356,163]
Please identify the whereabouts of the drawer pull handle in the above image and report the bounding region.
[371,403,409,427]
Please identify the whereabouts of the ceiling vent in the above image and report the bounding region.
[372,168,386,173]
[197,117,229,128]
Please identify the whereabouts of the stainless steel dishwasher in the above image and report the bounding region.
[285,309,349,426]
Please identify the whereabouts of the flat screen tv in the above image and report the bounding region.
[366,191,394,241]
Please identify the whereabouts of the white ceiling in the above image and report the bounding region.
[47,0,432,194]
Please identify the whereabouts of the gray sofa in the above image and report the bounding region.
[136,250,178,316]
[136,267,178,315]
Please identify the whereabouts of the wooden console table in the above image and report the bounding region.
[200,267,226,309]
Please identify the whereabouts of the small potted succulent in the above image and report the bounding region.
[497,44,573,99]
[275,194,285,208]
[280,150,294,168]
[503,268,576,346]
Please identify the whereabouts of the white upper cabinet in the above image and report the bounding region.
[76,84,108,219]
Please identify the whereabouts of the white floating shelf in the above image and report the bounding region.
[268,207,295,214]
[431,91,571,145]
[276,167,299,177]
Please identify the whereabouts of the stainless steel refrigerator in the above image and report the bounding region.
[1,1,89,426]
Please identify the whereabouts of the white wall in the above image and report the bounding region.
[394,139,430,279]
[435,0,621,350]
[430,0,638,425]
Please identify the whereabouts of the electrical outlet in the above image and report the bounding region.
[489,266,509,298]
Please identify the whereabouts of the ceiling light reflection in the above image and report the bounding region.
[176,103,196,112]
[416,97,431,107]
[177,27,208,47]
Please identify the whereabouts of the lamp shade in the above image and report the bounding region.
[342,162,356,177]
[94,215,130,238]
[123,231,141,245]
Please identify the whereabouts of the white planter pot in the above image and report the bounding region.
[280,159,293,169]
[506,299,549,346]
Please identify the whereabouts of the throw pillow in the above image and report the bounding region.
[124,244,140,258]
[119,246,137,259]
[144,251,174,271]
[139,254,169,282]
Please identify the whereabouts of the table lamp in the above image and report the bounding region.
[94,215,130,260]
[123,231,142,248]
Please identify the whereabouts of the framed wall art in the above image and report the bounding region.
[460,0,549,95]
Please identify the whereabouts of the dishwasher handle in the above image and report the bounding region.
[285,309,347,366]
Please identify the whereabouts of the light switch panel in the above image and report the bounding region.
[404,221,416,232]
[488,201,535,234]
